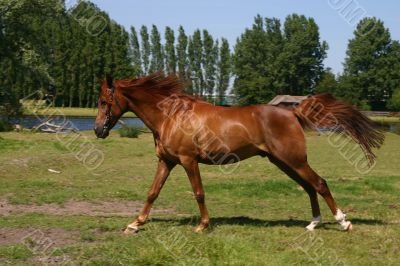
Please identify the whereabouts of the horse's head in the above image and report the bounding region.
[94,75,125,138]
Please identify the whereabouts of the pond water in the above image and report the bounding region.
[375,121,400,134]
[10,115,145,131]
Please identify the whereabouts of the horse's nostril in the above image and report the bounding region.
[94,127,101,136]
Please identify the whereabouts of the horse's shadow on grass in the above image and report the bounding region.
[150,216,385,230]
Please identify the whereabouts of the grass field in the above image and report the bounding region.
[0,130,399,265]
[369,116,400,123]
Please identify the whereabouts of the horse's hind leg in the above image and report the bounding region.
[296,164,352,231]
[268,156,322,231]
[267,143,352,231]
[264,114,352,231]
[296,180,322,231]
[271,155,352,230]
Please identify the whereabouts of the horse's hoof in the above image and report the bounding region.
[346,222,353,231]
[305,224,316,231]
[305,216,321,231]
[123,224,139,235]
[194,224,208,233]
[341,221,352,231]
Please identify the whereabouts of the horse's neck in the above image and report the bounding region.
[125,93,166,134]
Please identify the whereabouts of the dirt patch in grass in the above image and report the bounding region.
[32,255,74,266]
[0,227,79,246]
[0,198,174,217]
[0,228,79,265]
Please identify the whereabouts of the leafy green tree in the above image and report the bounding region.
[0,0,134,109]
[164,26,176,73]
[140,25,151,74]
[341,17,400,109]
[388,89,400,111]
[149,25,163,73]
[279,14,327,95]
[386,41,400,110]
[315,68,338,95]
[0,0,63,115]
[216,38,231,104]
[234,15,282,105]
[234,14,327,105]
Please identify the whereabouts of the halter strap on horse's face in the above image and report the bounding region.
[103,75,116,131]
[103,75,124,132]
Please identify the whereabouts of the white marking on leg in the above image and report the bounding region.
[124,222,140,234]
[334,209,345,221]
[306,215,321,231]
[335,209,352,231]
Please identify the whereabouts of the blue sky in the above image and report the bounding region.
[72,0,400,74]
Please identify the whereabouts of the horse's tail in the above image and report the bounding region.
[293,93,385,165]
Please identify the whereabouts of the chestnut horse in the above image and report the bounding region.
[94,73,384,233]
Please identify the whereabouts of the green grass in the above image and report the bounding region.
[118,125,143,138]
[0,120,13,132]
[22,107,136,117]
[0,131,399,265]
[369,115,400,123]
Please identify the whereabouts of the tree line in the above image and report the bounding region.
[1,0,400,120]
[234,14,327,105]
[234,15,400,110]
[1,0,133,112]
[129,25,231,100]
[0,0,231,116]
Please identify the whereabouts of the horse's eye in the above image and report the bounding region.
[100,100,107,106]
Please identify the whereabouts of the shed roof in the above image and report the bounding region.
[268,95,308,105]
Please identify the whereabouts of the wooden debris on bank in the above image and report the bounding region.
[32,118,77,133]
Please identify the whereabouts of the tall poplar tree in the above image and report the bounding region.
[191,30,204,95]
[130,26,142,75]
[150,25,164,73]
[217,38,231,104]
[140,25,151,74]
[164,26,176,73]
[202,30,217,97]
[177,26,188,79]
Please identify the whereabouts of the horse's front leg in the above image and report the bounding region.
[181,158,209,232]
[124,159,175,234]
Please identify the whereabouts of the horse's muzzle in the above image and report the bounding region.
[94,126,109,139]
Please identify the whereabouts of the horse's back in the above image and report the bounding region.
[158,102,306,165]
[194,103,304,157]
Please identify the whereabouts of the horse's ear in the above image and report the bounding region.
[106,74,114,93]
[106,74,113,87]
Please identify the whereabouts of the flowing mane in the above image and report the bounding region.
[117,72,206,104]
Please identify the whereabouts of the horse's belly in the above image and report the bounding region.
[198,145,260,165]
